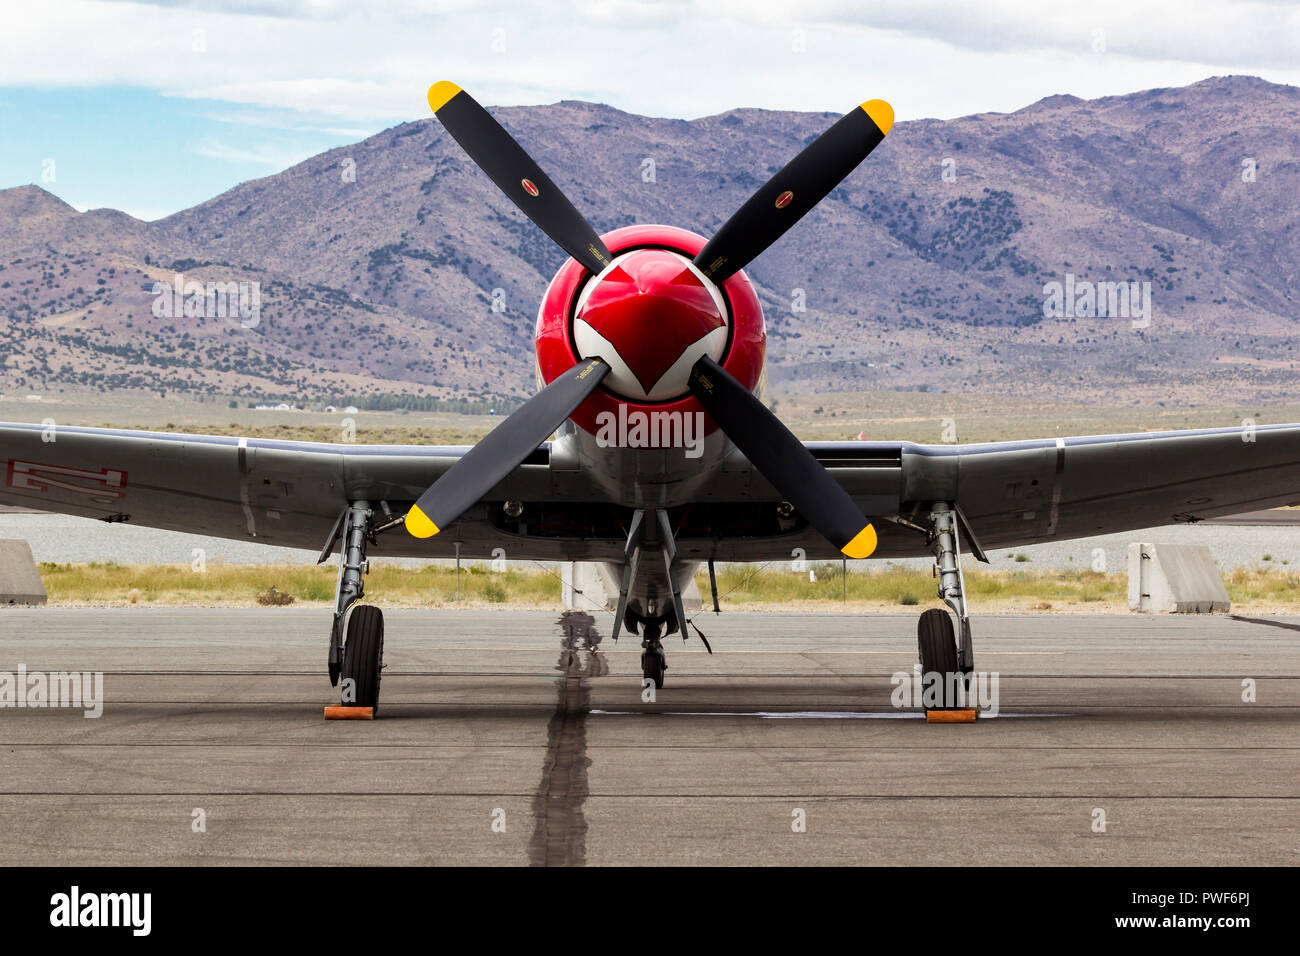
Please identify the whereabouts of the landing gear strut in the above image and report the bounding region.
[326,500,385,711]
[616,508,688,692]
[919,504,974,709]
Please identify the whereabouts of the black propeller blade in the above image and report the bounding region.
[687,356,877,558]
[405,357,610,538]
[427,81,612,275]
[695,99,893,282]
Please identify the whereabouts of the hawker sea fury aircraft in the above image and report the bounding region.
[3,81,1300,714]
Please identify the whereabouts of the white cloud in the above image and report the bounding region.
[117,206,176,221]
[196,108,374,137]
[719,0,1300,70]
[3,0,1299,125]
[191,135,319,167]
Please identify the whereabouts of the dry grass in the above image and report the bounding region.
[37,561,559,606]
[707,563,1125,606]
[1222,566,1300,604]
[34,561,1299,612]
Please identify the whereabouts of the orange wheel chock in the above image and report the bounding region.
[324,706,375,720]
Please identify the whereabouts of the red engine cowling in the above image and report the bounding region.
[535,224,765,436]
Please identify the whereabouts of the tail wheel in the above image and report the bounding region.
[341,605,384,711]
[917,608,960,710]
[641,649,666,690]
[641,620,666,690]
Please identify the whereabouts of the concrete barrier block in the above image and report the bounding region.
[0,539,47,605]
[561,561,701,612]
[1128,542,1230,613]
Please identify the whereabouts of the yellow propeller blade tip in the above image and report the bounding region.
[428,81,462,114]
[860,99,894,136]
[405,505,440,539]
[841,524,878,560]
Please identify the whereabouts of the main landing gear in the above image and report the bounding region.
[917,503,978,711]
[325,500,388,713]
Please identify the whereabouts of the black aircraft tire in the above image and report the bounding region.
[641,652,666,690]
[341,605,384,711]
[917,608,960,710]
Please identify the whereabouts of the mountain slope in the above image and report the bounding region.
[2,75,1298,404]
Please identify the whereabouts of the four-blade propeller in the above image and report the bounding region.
[410,82,892,559]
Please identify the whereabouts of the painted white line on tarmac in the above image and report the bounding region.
[589,709,1072,719]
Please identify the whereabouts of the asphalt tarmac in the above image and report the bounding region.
[0,608,1297,866]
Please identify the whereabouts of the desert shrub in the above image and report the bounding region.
[256,585,295,606]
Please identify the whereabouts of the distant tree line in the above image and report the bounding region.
[333,393,524,414]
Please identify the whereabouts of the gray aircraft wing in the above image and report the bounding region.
[802,422,1300,560]
[1,421,1297,564]
[0,421,657,563]
[0,423,485,559]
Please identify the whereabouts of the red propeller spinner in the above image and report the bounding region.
[535,224,766,436]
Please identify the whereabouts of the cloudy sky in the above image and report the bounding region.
[2,0,1298,219]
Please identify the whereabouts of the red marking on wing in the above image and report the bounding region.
[6,460,128,499]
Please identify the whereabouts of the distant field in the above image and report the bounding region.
[0,391,497,444]
[35,561,1300,614]
[5,387,1298,444]
[771,391,1300,443]
[96,422,491,445]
